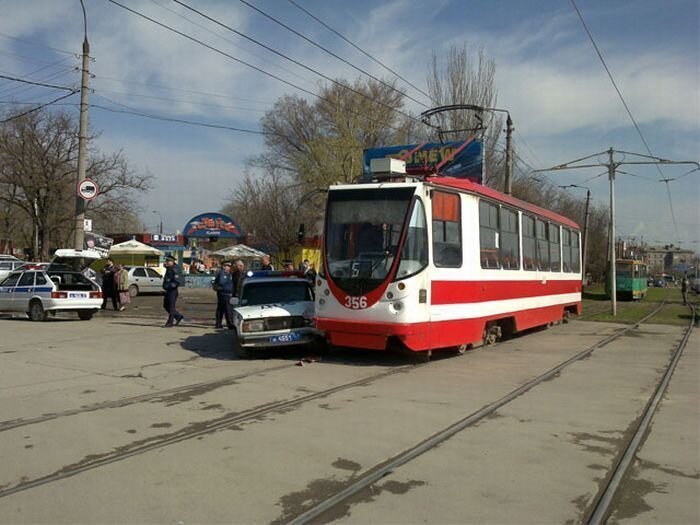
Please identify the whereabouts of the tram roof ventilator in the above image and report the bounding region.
[369,158,421,183]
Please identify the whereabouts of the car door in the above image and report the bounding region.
[132,267,148,292]
[13,272,36,312]
[145,268,162,292]
[0,272,21,310]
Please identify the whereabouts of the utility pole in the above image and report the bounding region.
[74,0,90,251]
[533,149,698,317]
[505,114,514,195]
[558,183,591,286]
[608,147,617,315]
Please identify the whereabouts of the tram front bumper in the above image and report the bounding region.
[316,318,430,351]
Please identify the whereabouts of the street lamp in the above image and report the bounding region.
[420,104,514,195]
[152,210,163,234]
[558,184,591,285]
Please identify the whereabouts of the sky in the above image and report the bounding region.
[0,0,698,248]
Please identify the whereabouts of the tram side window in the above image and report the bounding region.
[571,231,581,273]
[432,191,462,268]
[500,208,519,270]
[536,219,549,270]
[522,215,537,271]
[549,224,561,272]
[562,228,572,272]
[479,201,500,269]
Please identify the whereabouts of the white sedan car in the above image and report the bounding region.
[0,250,103,321]
[125,266,164,296]
[231,273,320,358]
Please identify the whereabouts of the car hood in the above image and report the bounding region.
[234,301,313,320]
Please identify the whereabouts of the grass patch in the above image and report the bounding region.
[581,285,698,326]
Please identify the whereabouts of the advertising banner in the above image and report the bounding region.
[363,139,483,182]
[84,232,113,258]
[183,213,244,239]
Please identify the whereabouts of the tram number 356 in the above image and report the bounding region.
[344,296,368,309]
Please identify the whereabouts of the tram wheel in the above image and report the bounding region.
[483,324,502,346]
[450,343,472,355]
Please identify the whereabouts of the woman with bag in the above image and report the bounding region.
[116,265,129,311]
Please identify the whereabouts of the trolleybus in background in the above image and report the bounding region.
[607,259,648,300]
[315,142,582,355]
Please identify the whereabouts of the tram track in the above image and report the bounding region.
[0,362,420,499]
[282,301,669,525]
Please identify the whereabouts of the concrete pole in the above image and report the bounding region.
[608,147,617,316]
[74,35,90,251]
[582,189,590,285]
[504,114,514,195]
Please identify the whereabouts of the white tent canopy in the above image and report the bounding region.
[211,244,267,259]
[109,240,164,256]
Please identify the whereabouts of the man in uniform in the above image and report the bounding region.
[213,260,234,329]
[162,255,184,327]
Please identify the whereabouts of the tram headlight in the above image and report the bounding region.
[386,291,394,299]
[319,298,326,305]
[393,301,403,312]
[323,289,330,296]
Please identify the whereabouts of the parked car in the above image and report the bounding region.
[230,271,321,358]
[0,259,27,282]
[0,249,102,321]
[125,266,165,297]
[691,277,700,294]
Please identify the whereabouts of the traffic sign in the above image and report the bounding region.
[77,178,99,201]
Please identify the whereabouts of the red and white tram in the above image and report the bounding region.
[315,169,582,353]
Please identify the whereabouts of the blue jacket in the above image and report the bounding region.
[213,268,234,294]
[163,265,183,291]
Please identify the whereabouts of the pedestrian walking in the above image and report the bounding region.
[116,264,129,310]
[260,254,274,271]
[162,255,184,327]
[100,258,120,311]
[681,272,690,305]
[213,260,235,329]
[305,262,317,283]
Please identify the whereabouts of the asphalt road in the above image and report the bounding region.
[0,313,696,524]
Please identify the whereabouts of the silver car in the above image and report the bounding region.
[126,266,164,296]
[0,259,27,282]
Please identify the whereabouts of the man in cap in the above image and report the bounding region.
[213,260,235,329]
[162,254,184,327]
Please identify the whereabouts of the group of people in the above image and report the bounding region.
[100,258,130,312]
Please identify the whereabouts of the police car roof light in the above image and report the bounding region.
[246,270,304,279]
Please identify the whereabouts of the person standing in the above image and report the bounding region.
[305,262,317,283]
[681,272,690,305]
[100,258,119,310]
[233,259,246,297]
[213,260,234,329]
[162,255,183,327]
[116,264,129,311]
[260,254,274,271]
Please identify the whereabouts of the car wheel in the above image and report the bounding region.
[232,332,251,359]
[128,284,139,297]
[77,310,93,321]
[28,300,48,322]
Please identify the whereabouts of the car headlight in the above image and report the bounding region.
[242,320,265,332]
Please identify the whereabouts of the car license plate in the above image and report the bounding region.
[269,332,301,343]
[69,292,88,299]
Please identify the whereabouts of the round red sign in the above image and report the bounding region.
[77,178,99,201]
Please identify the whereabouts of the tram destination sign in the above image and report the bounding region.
[362,139,483,182]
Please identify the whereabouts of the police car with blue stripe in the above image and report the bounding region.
[0,249,103,321]
[230,270,320,358]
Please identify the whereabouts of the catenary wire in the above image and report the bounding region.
[106,0,411,134]
[0,91,77,123]
[0,32,76,56]
[285,0,435,104]
[234,0,431,109]
[170,0,428,126]
[570,0,681,243]
[0,67,77,99]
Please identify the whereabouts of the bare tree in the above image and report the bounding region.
[0,108,152,259]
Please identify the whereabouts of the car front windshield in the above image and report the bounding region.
[241,281,311,306]
[324,186,415,295]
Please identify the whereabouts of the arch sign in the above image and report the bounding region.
[77,178,99,201]
[183,213,244,239]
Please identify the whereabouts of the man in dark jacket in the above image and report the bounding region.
[213,260,234,329]
[162,255,183,327]
[100,258,120,310]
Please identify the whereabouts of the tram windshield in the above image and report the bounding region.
[324,187,418,295]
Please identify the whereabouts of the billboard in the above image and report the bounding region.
[362,139,483,182]
[84,232,113,258]
[183,213,244,239]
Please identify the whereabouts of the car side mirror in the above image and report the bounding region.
[230,297,239,306]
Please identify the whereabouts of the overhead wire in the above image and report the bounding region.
[0,73,77,92]
[105,0,410,134]
[0,67,77,99]
[234,0,431,109]
[285,0,435,104]
[570,0,681,243]
[170,0,427,126]
[0,91,78,123]
[0,32,76,56]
